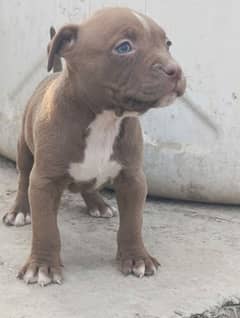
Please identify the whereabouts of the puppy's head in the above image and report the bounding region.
[48,7,186,114]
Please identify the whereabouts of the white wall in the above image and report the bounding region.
[1,1,240,203]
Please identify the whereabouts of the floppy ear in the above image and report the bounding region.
[50,26,56,39]
[47,24,78,72]
[47,26,56,55]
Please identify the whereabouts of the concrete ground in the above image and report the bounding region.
[0,155,240,318]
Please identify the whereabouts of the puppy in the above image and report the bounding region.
[3,7,186,286]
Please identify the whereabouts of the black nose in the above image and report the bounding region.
[153,62,182,80]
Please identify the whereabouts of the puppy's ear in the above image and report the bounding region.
[47,26,56,55]
[50,26,56,39]
[47,24,78,72]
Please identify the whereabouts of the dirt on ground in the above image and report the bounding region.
[0,156,240,318]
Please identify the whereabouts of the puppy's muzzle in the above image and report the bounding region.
[153,62,182,79]
[152,62,186,97]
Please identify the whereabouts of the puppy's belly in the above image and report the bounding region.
[68,110,123,188]
[69,159,121,188]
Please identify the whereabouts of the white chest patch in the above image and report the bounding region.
[68,111,123,188]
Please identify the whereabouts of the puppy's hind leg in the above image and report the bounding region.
[3,136,33,226]
[81,190,118,218]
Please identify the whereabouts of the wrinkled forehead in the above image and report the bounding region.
[82,8,166,42]
[131,10,166,37]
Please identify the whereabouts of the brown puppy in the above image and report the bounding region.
[3,7,186,286]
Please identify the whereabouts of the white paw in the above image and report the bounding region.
[38,269,52,287]
[102,206,118,218]
[132,263,145,278]
[3,212,31,226]
[88,209,101,217]
[20,265,62,287]
[23,269,38,284]
[88,205,118,218]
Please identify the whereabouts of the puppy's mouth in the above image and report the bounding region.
[114,96,159,116]
[124,96,159,110]
[116,76,186,115]
[175,76,187,97]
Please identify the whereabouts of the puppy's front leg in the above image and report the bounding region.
[18,167,63,286]
[114,170,160,278]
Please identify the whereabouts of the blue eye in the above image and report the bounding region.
[115,41,132,54]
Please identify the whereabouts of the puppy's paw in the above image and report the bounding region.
[117,250,160,278]
[17,259,62,287]
[88,205,118,218]
[3,211,31,227]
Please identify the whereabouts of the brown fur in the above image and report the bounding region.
[3,7,186,285]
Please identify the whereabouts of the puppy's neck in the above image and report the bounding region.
[59,67,107,115]
[57,67,139,120]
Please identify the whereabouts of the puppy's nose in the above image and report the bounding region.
[164,63,182,78]
[153,63,182,80]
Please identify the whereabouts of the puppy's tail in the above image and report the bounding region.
[47,26,62,73]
